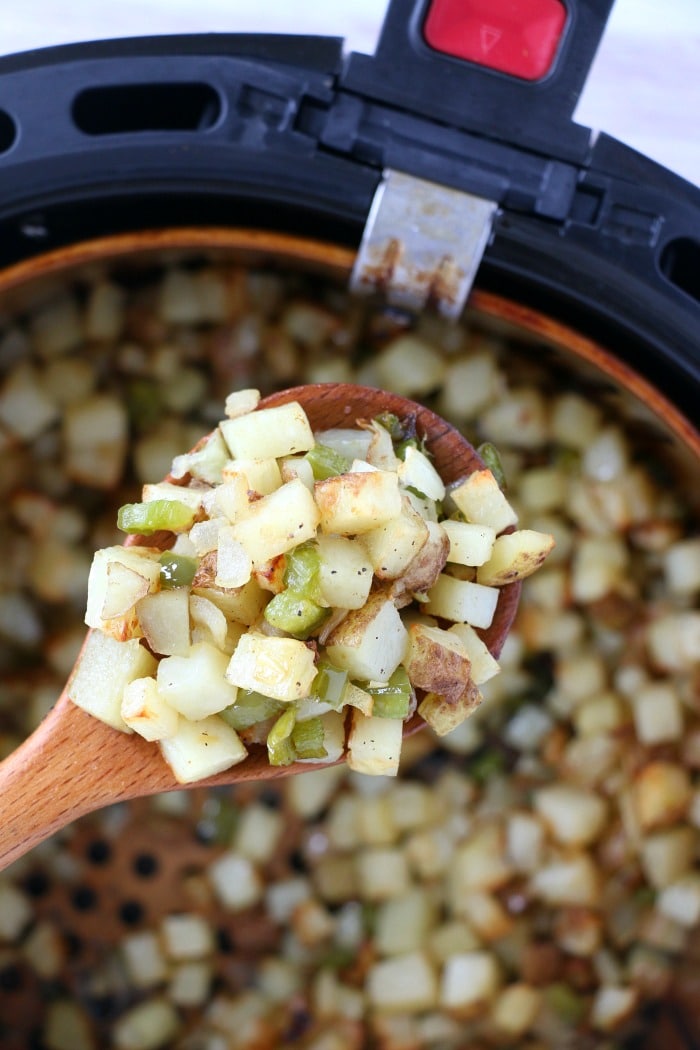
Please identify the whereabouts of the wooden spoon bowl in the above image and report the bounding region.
[0,383,519,870]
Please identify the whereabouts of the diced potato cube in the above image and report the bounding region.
[159,715,246,784]
[450,824,514,895]
[326,593,408,682]
[534,785,608,847]
[142,481,205,512]
[657,874,700,927]
[64,394,128,489]
[0,362,59,440]
[375,889,436,957]
[112,997,180,1050]
[121,932,168,989]
[220,401,314,459]
[439,951,501,1017]
[476,530,554,586]
[450,470,518,533]
[530,855,600,907]
[157,642,237,720]
[375,334,446,398]
[209,852,263,911]
[315,470,402,535]
[405,622,472,704]
[490,983,541,1037]
[347,711,403,777]
[397,446,446,500]
[317,534,373,609]
[122,677,179,741]
[221,457,282,495]
[632,682,684,745]
[447,623,500,684]
[441,520,495,566]
[161,913,214,960]
[229,479,320,568]
[367,951,438,1014]
[68,632,157,731]
[192,579,268,627]
[362,497,429,579]
[663,537,700,595]
[590,985,639,1033]
[357,847,411,901]
[279,455,315,492]
[225,633,317,701]
[633,761,692,831]
[640,827,696,889]
[136,589,191,657]
[425,574,499,629]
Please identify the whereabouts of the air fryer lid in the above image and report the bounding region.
[0,0,697,422]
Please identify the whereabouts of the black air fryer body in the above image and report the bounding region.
[0,0,697,423]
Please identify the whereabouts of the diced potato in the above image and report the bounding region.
[221,457,282,495]
[418,678,483,737]
[121,932,168,989]
[157,642,237,719]
[192,578,268,627]
[121,677,179,741]
[553,907,603,957]
[205,474,250,523]
[480,387,548,449]
[136,589,191,657]
[357,847,411,901]
[438,350,503,419]
[590,985,639,1033]
[490,983,541,1038]
[439,951,501,1017]
[161,913,214,960]
[505,812,546,874]
[441,520,495,567]
[444,623,499,685]
[405,623,472,700]
[315,470,402,535]
[170,429,229,485]
[208,851,263,911]
[530,855,600,907]
[316,534,373,609]
[159,715,246,784]
[460,891,513,941]
[476,529,554,586]
[392,520,450,597]
[112,997,180,1050]
[633,761,692,831]
[550,392,601,449]
[362,497,429,579]
[374,334,446,398]
[425,574,499,630]
[367,951,438,1014]
[450,469,518,533]
[220,401,315,459]
[640,827,696,889]
[229,479,320,568]
[43,1000,95,1050]
[450,824,514,895]
[397,446,446,501]
[632,681,684,745]
[347,711,403,777]
[68,632,157,731]
[142,481,205,512]
[657,873,700,927]
[534,784,608,847]
[663,537,700,594]
[0,362,59,440]
[64,394,128,489]
[279,455,315,491]
[225,632,317,701]
[326,593,408,682]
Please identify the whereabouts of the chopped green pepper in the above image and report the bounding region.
[373,411,404,442]
[545,983,586,1025]
[158,552,198,589]
[477,442,506,490]
[364,666,412,719]
[267,707,297,766]
[292,716,327,760]
[117,499,195,535]
[305,443,352,480]
[284,543,323,602]
[264,590,329,639]
[310,660,349,710]
[220,690,285,731]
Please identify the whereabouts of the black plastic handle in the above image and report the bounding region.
[343,0,615,162]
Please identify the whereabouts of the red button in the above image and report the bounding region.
[424,0,567,81]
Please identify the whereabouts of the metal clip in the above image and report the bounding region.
[351,169,497,320]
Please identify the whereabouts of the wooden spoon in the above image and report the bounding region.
[0,383,520,870]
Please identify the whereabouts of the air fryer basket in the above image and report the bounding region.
[0,0,698,1046]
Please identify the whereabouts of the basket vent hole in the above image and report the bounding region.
[660,237,700,304]
[23,871,51,898]
[0,110,16,154]
[119,900,145,926]
[72,83,221,135]
[132,852,159,878]
[71,885,98,912]
[86,838,112,865]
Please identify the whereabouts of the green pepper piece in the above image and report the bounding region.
[310,660,349,710]
[545,983,586,1025]
[374,411,404,442]
[305,443,351,480]
[264,590,329,639]
[477,442,507,490]
[284,542,323,601]
[158,552,198,589]
[267,707,297,766]
[117,499,195,535]
[292,716,328,760]
[220,690,285,731]
[364,666,412,719]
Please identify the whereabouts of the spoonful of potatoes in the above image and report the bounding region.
[0,383,554,870]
